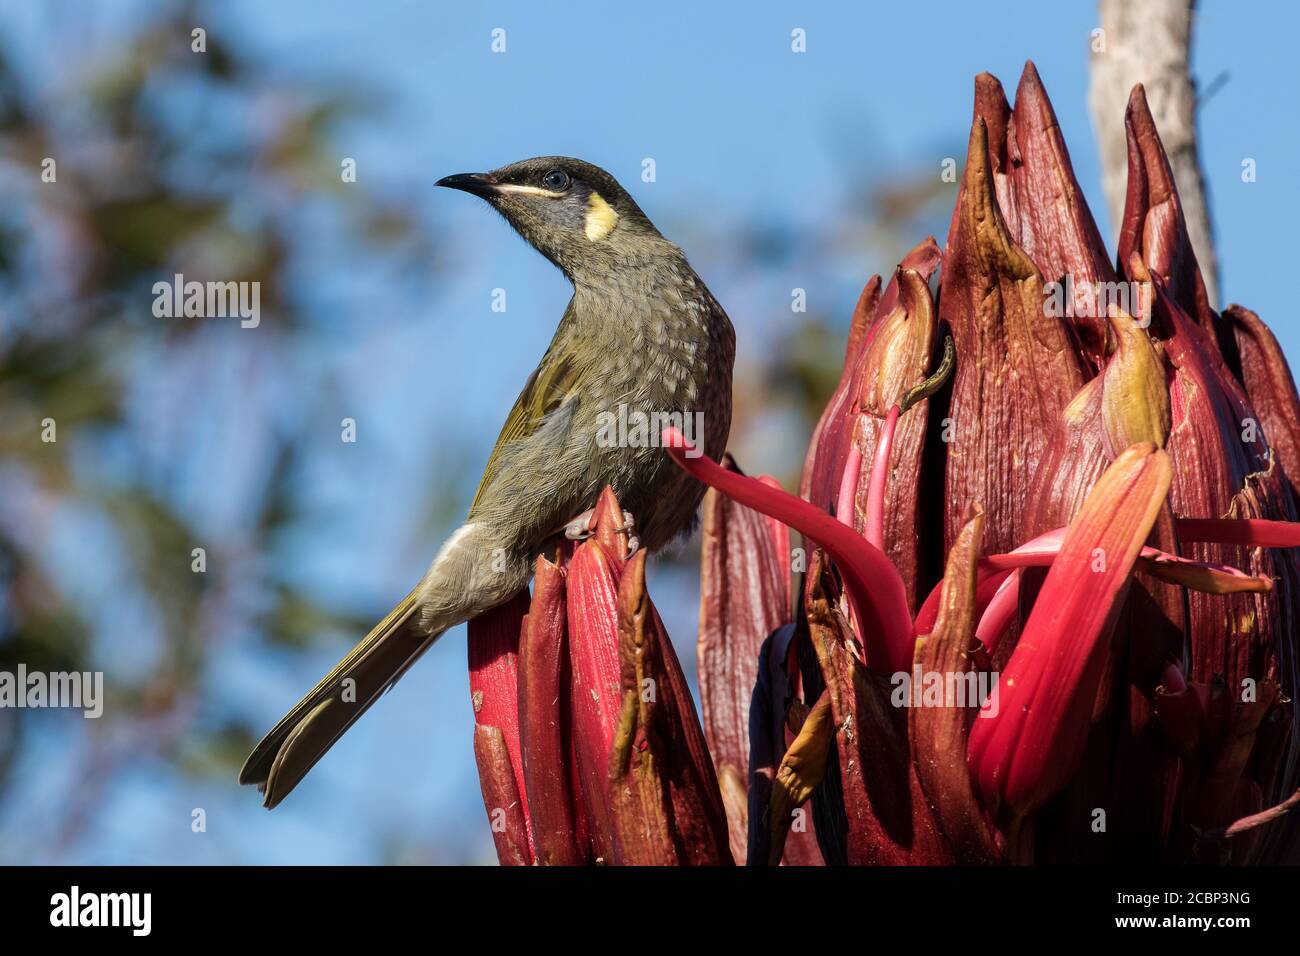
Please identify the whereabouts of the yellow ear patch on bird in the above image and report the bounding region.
[584,192,619,241]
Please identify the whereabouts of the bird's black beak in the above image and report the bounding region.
[436,173,498,198]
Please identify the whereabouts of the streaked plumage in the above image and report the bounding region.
[240,157,734,807]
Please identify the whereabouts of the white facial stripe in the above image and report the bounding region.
[492,183,567,198]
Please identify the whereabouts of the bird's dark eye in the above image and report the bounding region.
[542,169,571,191]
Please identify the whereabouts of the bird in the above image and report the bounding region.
[239,157,735,808]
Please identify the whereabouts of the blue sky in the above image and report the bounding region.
[2,0,1296,863]
[237,0,1298,485]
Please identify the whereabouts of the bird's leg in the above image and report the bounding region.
[563,508,639,559]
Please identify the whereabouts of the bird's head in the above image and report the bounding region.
[437,157,667,281]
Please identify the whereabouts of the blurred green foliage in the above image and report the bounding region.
[0,3,442,858]
[0,3,958,862]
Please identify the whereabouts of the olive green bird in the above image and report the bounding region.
[240,157,735,808]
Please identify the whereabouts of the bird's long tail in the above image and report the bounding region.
[240,522,502,808]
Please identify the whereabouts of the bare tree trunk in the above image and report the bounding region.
[1088,0,1219,308]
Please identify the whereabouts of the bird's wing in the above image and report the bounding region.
[469,303,584,516]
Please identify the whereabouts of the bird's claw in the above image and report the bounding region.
[563,509,639,559]
[564,509,597,541]
[616,511,638,559]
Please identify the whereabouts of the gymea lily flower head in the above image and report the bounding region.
[469,61,1300,865]
[673,62,1300,866]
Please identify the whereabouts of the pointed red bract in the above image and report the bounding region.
[968,444,1172,822]
[517,556,585,865]
[468,592,534,865]
[467,488,731,865]
[697,457,794,862]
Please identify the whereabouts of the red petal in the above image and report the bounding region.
[565,537,625,861]
[472,726,532,866]
[801,276,881,510]
[967,444,1172,821]
[1009,61,1117,363]
[608,551,733,865]
[698,456,794,862]
[517,556,586,865]
[940,108,1087,559]
[1119,85,1219,346]
[663,427,913,674]
[1224,304,1300,487]
[468,591,534,864]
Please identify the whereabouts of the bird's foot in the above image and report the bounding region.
[564,508,639,560]
[617,510,639,559]
[564,509,597,541]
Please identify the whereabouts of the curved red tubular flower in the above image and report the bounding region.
[661,426,913,674]
[981,545,1270,593]
[864,404,901,550]
[974,522,1271,593]
[915,526,1065,638]
[975,568,1022,655]
[916,509,1282,649]
[833,441,868,640]
[913,588,941,636]
[836,442,862,528]
[914,567,1011,642]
